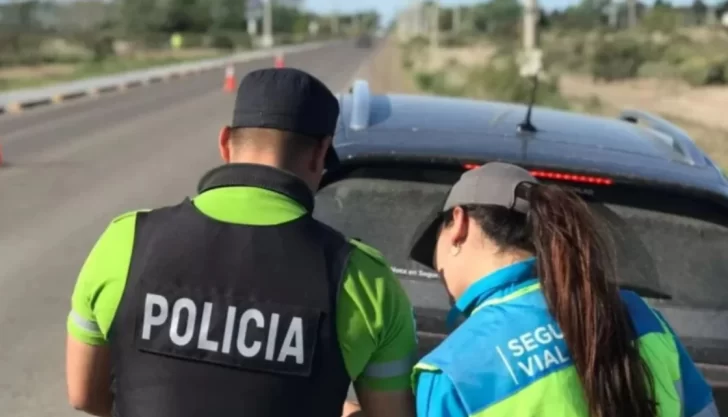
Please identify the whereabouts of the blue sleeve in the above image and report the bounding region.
[415,370,468,417]
[653,310,718,417]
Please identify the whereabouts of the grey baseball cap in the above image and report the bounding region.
[409,162,539,269]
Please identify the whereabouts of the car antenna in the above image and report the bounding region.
[517,74,539,133]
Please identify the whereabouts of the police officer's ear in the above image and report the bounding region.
[311,135,333,172]
[218,126,233,163]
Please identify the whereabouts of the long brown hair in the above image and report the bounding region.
[442,184,657,417]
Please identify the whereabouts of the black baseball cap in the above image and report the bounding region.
[231,68,340,168]
[409,162,538,269]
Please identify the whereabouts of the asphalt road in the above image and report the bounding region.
[0,40,373,416]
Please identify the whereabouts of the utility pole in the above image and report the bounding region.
[523,0,538,52]
[414,0,423,36]
[607,0,619,28]
[331,0,339,35]
[519,0,543,79]
[397,6,406,40]
[627,0,638,28]
[429,0,439,70]
[429,0,439,48]
[706,2,717,26]
[262,0,273,47]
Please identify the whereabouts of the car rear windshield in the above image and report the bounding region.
[314,165,728,310]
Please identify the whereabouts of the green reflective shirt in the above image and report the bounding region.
[68,186,417,391]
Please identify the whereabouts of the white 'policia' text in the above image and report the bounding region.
[141,293,305,364]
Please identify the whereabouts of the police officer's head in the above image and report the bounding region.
[409,162,660,417]
[218,68,339,191]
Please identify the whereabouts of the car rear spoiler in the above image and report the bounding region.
[618,109,705,167]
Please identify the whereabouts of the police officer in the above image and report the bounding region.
[65,68,417,417]
[408,163,719,417]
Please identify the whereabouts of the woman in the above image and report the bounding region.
[408,162,719,417]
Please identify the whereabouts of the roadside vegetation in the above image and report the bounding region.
[0,0,379,92]
[397,0,728,167]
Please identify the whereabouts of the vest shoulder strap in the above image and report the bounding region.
[111,209,150,225]
[347,238,389,268]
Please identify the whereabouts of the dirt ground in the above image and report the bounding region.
[359,36,728,168]
[356,38,495,94]
[560,75,728,167]
[560,75,728,132]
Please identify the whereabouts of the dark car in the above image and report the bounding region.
[318,80,728,410]
[355,34,372,48]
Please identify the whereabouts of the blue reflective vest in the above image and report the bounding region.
[412,258,719,417]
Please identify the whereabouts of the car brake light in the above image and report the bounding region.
[463,164,613,185]
[530,170,613,185]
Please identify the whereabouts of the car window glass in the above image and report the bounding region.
[314,168,728,310]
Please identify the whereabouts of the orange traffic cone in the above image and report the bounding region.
[274,53,284,69]
[223,65,236,93]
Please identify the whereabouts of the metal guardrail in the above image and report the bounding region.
[0,40,332,115]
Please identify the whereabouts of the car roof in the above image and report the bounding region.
[333,81,728,199]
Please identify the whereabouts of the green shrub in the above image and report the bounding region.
[590,37,646,81]
[677,56,727,86]
[234,33,253,49]
[543,38,588,72]
[441,34,472,47]
[467,58,571,109]
[642,7,681,33]
[402,56,414,70]
[407,35,429,49]
[637,61,680,78]
[413,71,458,95]
[583,95,604,112]
[182,33,206,48]
[210,33,235,51]
[90,35,115,62]
[662,40,699,65]
[414,72,436,90]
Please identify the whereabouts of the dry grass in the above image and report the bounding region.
[0,63,76,79]
[0,48,223,91]
[352,35,728,169]
[426,44,496,69]
[129,48,221,60]
[560,75,728,167]
[560,74,728,132]
[356,36,420,94]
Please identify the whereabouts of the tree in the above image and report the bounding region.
[438,7,453,32]
[2,0,43,30]
[552,4,604,30]
[692,0,708,24]
[466,0,521,37]
[161,0,213,32]
[210,0,247,31]
[271,5,301,33]
[643,4,681,31]
[119,0,165,33]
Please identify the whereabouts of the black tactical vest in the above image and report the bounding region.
[109,164,352,417]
